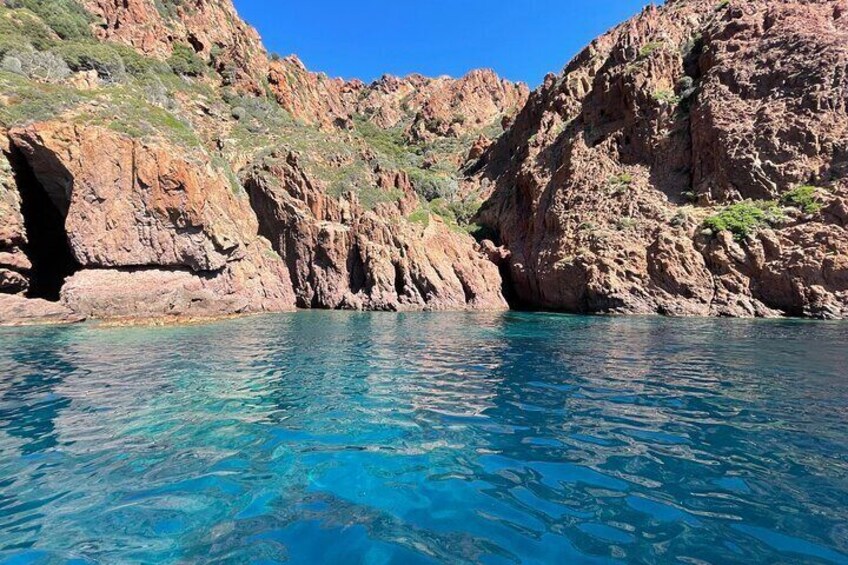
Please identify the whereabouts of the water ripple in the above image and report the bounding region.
[0,312,846,563]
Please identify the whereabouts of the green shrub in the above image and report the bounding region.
[608,172,634,195]
[616,217,637,231]
[638,41,664,60]
[682,190,698,203]
[0,7,58,52]
[2,48,70,82]
[408,207,431,226]
[153,0,191,21]
[409,169,458,201]
[0,71,90,126]
[52,42,132,81]
[652,89,681,106]
[431,198,473,225]
[358,186,403,210]
[111,43,169,76]
[703,200,781,241]
[168,44,206,77]
[7,0,92,41]
[446,198,482,225]
[352,115,412,165]
[781,185,822,214]
[416,197,482,228]
[611,172,633,185]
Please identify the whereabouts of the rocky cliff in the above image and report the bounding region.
[267,56,529,146]
[80,0,269,93]
[0,0,519,323]
[1,0,845,324]
[244,151,506,311]
[473,0,848,318]
[7,120,295,320]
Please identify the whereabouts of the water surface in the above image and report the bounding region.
[0,312,847,563]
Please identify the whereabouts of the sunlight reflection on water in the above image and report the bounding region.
[0,312,847,563]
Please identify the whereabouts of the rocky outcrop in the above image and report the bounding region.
[0,294,82,326]
[358,70,530,142]
[474,0,848,318]
[80,0,269,93]
[244,151,507,311]
[267,56,529,138]
[266,56,361,129]
[0,0,523,324]
[5,122,295,321]
[6,0,842,323]
[0,135,29,295]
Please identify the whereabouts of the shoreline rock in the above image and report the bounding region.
[472,0,848,319]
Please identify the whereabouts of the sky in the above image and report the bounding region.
[232,0,652,87]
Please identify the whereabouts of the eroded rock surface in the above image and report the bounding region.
[244,152,507,311]
[5,122,294,321]
[474,0,848,318]
[0,135,29,295]
[80,0,269,93]
[267,56,529,137]
[2,0,844,323]
[0,294,82,326]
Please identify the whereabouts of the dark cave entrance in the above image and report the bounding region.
[496,259,523,310]
[10,147,79,301]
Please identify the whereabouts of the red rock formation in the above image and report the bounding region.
[80,0,269,93]
[267,58,529,137]
[7,122,295,320]
[243,151,507,311]
[0,136,29,295]
[7,0,842,324]
[0,294,82,326]
[402,70,530,142]
[475,0,848,318]
[267,56,360,129]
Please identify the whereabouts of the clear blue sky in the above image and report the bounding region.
[232,1,653,87]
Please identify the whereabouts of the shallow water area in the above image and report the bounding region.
[0,312,847,563]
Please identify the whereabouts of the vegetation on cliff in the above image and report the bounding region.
[0,0,523,321]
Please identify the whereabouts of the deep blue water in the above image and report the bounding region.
[0,312,847,564]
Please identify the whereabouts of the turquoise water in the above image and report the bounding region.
[0,312,847,564]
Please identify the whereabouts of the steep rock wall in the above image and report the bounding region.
[7,122,295,320]
[474,0,848,318]
[244,151,508,311]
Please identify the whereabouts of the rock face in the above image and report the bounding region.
[357,70,530,142]
[6,122,295,321]
[0,135,30,295]
[474,0,848,318]
[0,0,524,324]
[268,56,530,136]
[0,294,82,326]
[3,0,844,323]
[266,56,361,129]
[244,152,507,311]
[80,0,269,93]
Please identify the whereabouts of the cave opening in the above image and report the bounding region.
[496,259,525,311]
[10,147,79,301]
